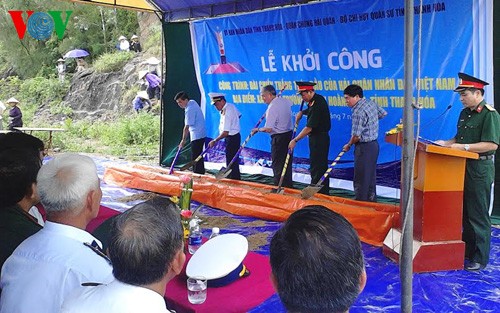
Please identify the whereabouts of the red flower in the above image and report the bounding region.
[179,175,192,185]
[180,210,193,219]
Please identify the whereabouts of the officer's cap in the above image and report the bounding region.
[186,234,249,287]
[209,92,225,104]
[454,73,489,92]
[296,81,316,94]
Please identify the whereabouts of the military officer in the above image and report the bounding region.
[436,73,500,271]
[288,82,331,195]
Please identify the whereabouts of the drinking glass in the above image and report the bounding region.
[187,276,207,304]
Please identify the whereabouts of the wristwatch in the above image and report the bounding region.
[464,144,470,151]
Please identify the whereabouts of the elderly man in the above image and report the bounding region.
[288,82,331,194]
[270,205,366,312]
[252,85,293,187]
[343,84,387,202]
[61,197,185,312]
[175,91,207,174]
[436,73,500,271]
[208,92,241,180]
[0,153,113,313]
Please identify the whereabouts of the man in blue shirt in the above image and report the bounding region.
[343,84,387,202]
[175,92,207,174]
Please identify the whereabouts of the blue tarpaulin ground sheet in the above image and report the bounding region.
[94,156,500,312]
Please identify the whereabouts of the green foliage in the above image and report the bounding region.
[93,51,134,73]
[143,24,162,56]
[0,0,140,79]
[52,113,160,159]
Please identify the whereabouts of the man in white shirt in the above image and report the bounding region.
[0,153,113,313]
[252,85,294,188]
[208,92,241,180]
[61,197,185,313]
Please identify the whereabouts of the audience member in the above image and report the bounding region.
[0,132,46,225]
[61,197,184,313]
[130,35,142,53]
[0,149,42,272]
[0,153,113,313]
[76,57,88,72]
[6,97,22,131]
[270,205,366,313]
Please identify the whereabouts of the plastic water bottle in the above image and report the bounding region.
[209,227,220,240]
[188,219,202,255]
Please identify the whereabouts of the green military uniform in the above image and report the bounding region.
[302,93,331,194]
[0,204,42,270]
[455,100,500,266]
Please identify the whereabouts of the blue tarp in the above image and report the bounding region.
[95,156,500,312]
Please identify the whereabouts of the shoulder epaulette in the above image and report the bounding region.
[485,104,496,111]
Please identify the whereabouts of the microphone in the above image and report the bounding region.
[422,104,452,128]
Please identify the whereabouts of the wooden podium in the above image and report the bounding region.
[383,133,478,272]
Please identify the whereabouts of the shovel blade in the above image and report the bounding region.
[215,167,232,180]
[270,187,284,194]
[179,161,195,171]
[301,185,322,199]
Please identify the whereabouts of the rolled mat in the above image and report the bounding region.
[103,164,399,246]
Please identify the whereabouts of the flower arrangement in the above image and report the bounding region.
[385,120,403,135]
[170,175,201,238]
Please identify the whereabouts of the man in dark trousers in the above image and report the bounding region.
[288,82,331,194]
[175,91,207,174]
[436,73,500,271]
[343,84,387,202]
[252,85,293,188]
[208,92,241,180]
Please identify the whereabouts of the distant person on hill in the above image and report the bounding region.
[139,70,161,101]
[76,58,87,72]
[117,35,130,52]
[133,91,151,113]
[270,205,367,313]
[6,97,22,131]
[0,101,5,131]
[130,35,142,53]
[56,58,66,83]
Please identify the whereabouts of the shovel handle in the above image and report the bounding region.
[315,150,345,186]
[168,146,183,174]
[179,145,211,171]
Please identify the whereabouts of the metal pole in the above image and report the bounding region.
[401,0,414,312]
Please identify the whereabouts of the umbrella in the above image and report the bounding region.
[64,49,89,59]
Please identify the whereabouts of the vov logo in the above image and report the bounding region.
[8,11,73,40]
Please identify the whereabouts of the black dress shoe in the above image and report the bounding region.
[464,262,484,272]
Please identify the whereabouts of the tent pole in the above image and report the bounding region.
[401,0,414,312]
[159,13,166,166]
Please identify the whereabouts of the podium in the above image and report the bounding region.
[383,133,478,272]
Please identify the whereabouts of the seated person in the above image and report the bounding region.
[130,35,142,52]
[62,197,185,313]
[0,149,43,271]
[270,205,367,313]
[0,132,46,225]
[0,153,113,313]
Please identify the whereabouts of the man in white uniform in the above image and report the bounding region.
[208,92,241,180]
[61,197,185,313]
[0,153,113,313]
